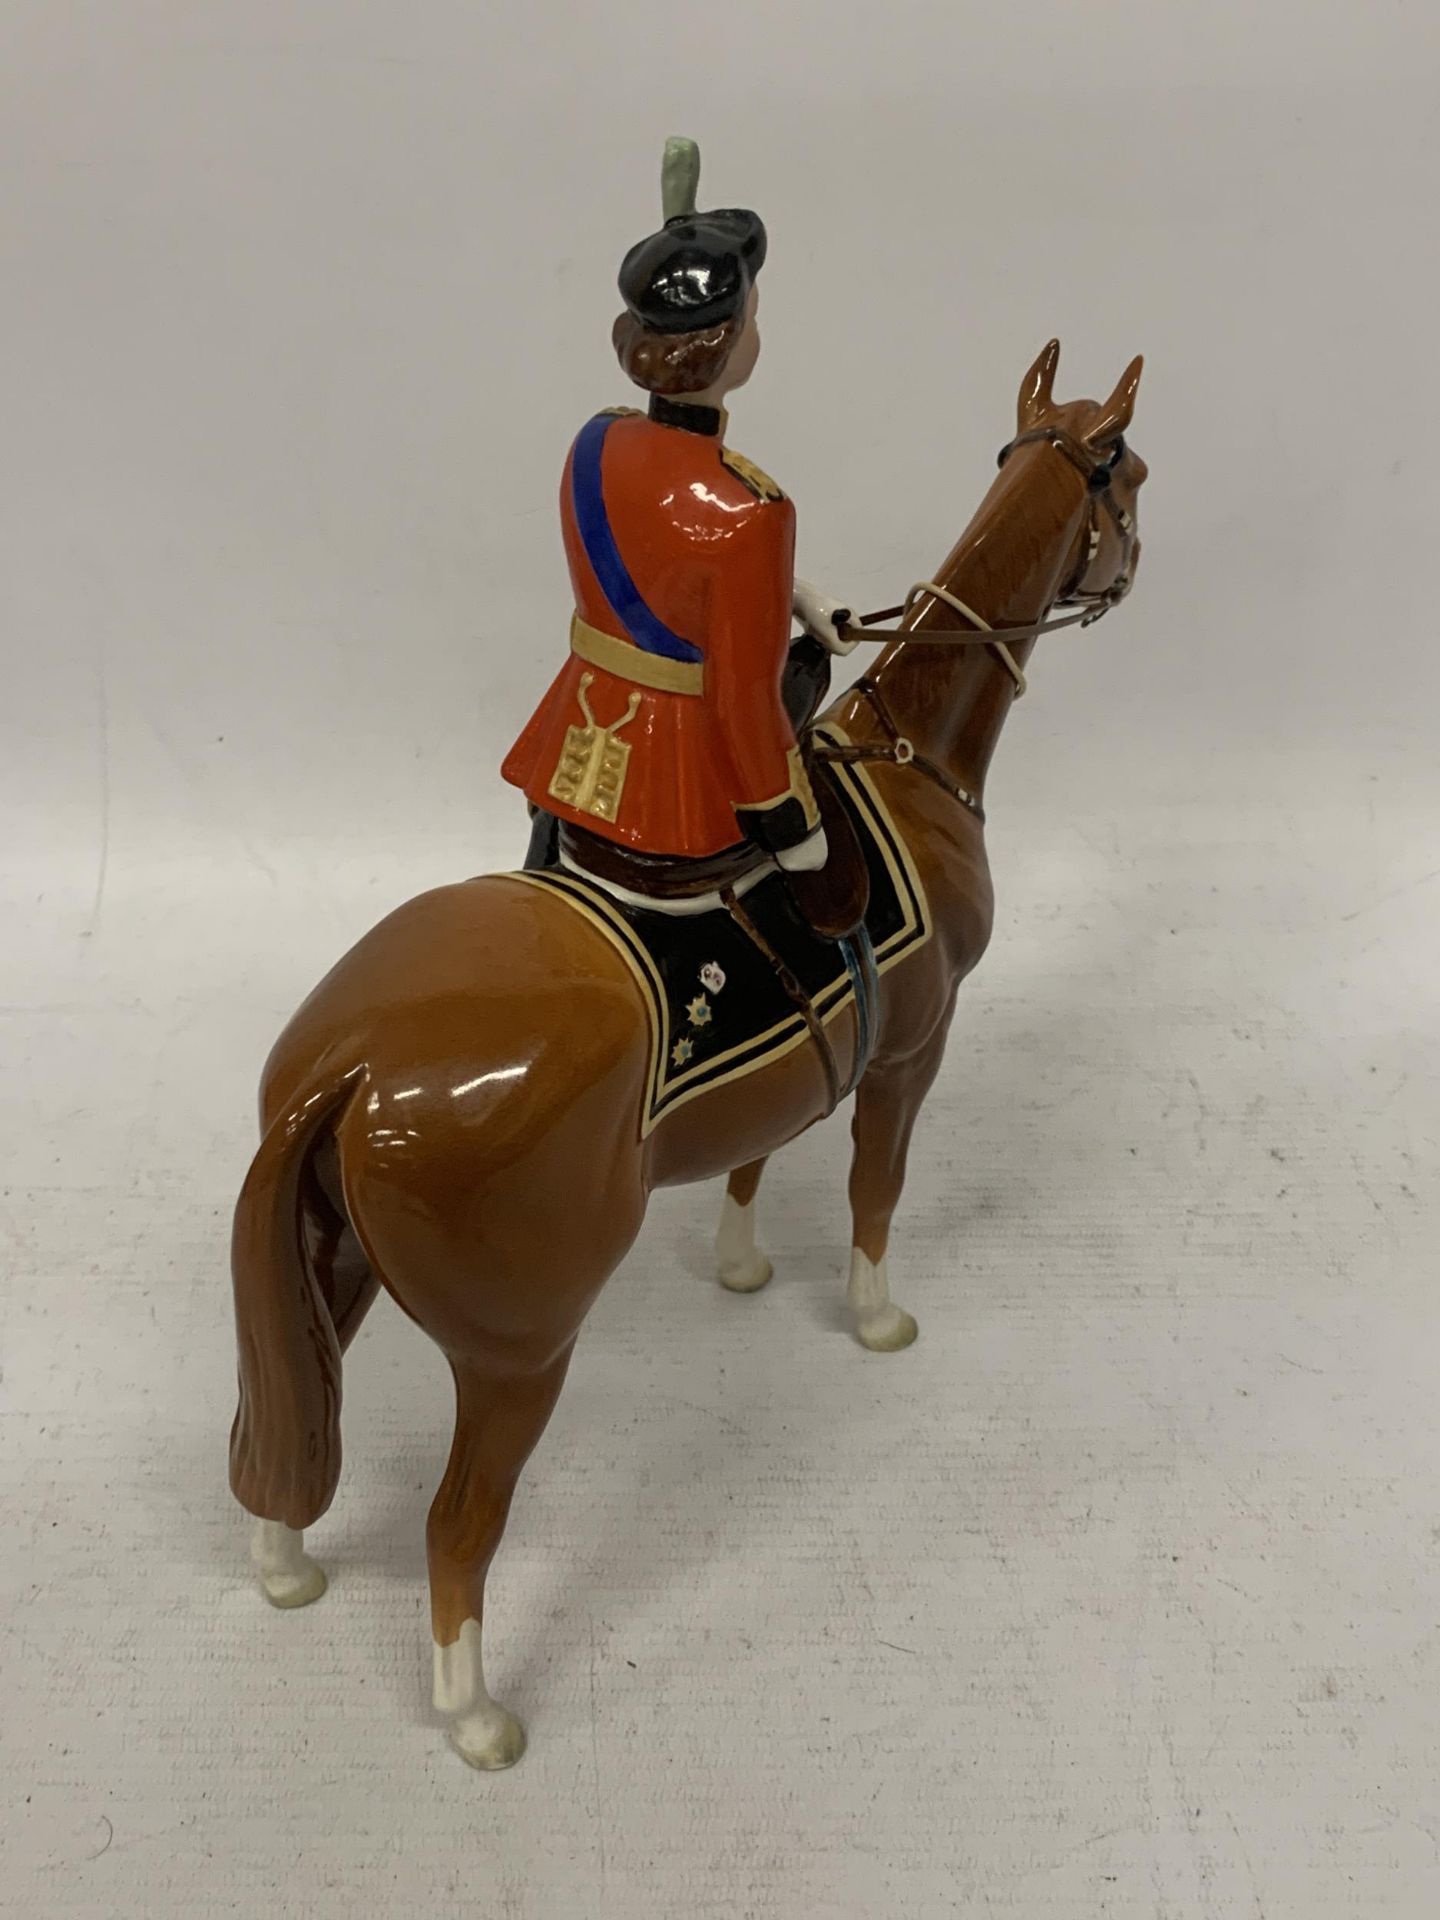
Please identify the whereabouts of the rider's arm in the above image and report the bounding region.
[707,499,824,861]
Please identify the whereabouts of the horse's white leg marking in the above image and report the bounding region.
[251,1518,328,1609]
[433,1619,526,1771]
[715,1191,774,1293]
[847,1249,919,1352]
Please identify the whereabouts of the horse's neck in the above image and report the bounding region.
[856,447,1087,804]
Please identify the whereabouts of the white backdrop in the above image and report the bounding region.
[3,4,1438,1915]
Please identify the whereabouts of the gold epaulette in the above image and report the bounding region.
[720,447,785,503]
[597,405,643,419]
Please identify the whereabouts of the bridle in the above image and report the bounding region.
[851,422,1139,696]
[1000,424,1138,621]
[811,421,1138,817]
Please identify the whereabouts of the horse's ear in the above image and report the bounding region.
[1018,339,1060,430]
[1085,354,1144,448]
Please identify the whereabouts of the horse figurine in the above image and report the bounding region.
[229,338,1146,1769]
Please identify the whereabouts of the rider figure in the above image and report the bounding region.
[502,141,856,879]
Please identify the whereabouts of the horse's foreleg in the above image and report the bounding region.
[846,1049,945,1352]
[715,1157,774,1293]
[428,1342,577,1771]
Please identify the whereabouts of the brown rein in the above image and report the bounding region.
[855,587,1121,647]
[810,425,1137,820]
[841,424,1138,678]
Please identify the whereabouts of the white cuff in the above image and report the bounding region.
[776,826,829,874]
[793,578,860,656]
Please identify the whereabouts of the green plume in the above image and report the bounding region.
[661,137,700,221]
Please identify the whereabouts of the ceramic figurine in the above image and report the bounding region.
[503,139,839,881]
[229,137,1146,1771]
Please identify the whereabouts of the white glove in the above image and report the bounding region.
[792,577,860,656]
[776,826,829,874]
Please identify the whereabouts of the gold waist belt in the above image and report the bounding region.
[569,613,705,696]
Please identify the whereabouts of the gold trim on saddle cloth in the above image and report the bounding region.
[509,721,931,1138]
[569,613,705,696]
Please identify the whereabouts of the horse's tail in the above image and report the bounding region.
[228,1063,363,1529]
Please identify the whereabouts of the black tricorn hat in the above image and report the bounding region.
[618,140,766,335]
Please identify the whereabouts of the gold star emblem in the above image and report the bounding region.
[671,1036,694,1066]
[686,995,713,1028]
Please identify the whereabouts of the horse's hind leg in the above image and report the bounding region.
[716,1156,774,1293]
[429,1342,578,1770]
[252,1518,328,1607]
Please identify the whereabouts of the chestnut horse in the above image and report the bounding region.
[230,341,1146,1769]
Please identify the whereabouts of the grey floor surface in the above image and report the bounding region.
[4,738,1437,1918]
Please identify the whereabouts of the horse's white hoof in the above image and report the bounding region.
[856,1305,919,1352]
[261,1559,328,1609]
[719,1250,773,1294]
[716,1193,772,1292]
[434,1621,525,1770]
[450,1705,527,1771]
[252,1519,327,1608]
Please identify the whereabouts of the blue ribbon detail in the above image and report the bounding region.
[571,414,704,665]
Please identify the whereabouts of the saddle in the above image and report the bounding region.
[513,642,909,1116]
[552,754,867,941]
[512,726,931,1129]
[514,698,940,1121]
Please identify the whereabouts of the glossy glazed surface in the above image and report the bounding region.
[230,341,1146,1760]
[502,405,807,858]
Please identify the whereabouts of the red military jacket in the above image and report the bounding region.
[501,401,819,860]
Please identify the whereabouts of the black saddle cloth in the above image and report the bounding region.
[514,731,930,1132]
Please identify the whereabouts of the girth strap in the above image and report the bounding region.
[719,888,878,1113]
[721,885,843,1114]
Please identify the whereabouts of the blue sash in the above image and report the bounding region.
[570,414,704,666]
